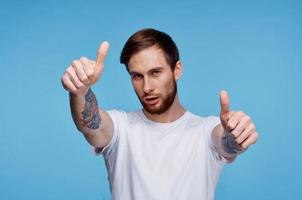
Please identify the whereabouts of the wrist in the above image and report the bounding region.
[221,129,243,155]
[69,87,91,98]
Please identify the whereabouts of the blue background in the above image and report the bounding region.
[1,0,301,199]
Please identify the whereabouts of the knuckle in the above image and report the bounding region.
[61,75,68,84]
[81,76,88,83]
[76,84,83,90]
[66,67,73,74]
[90,66,95,74]
[64,73,70,79]
[90,60,96,66]
[230,129,237,137]
[235,137,242,144]
[242,142,249,149]
[227,122,234,129]
[254,133,259,141]
[245,115,251,122]
[77,81,84,87]
[227,125,233,131]
[251,123,256,130]
[87,71,94,78]
[74,61,80,69]
[238,111,245,116]
[72,61,80,69]
[226,123,232,130]
[233,131,240,138]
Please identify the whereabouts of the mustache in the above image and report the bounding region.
[143,93,160,98]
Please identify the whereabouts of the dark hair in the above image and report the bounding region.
[120,28,179,71]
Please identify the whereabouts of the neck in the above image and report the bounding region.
[142,94,186,123]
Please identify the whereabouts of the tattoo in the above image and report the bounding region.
[82,88,101,129]
[221,130,242,154]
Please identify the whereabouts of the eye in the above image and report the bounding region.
[151,70,161,77]
[131,73,143,80]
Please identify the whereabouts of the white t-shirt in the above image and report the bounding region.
[96,109,228,200]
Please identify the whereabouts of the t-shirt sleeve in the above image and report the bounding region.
[92,109,126,159]
[202,116,228,193]
[205,116,230,165]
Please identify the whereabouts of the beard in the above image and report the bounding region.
[136,79,177,115]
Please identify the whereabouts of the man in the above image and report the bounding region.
[61,28,259,200]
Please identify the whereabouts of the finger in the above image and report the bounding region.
[89,60,96,66]
[61,74,77,93]
[95,41,109,71]
[227,111,245,132]
[235,123,256,144]
[220,90,229,115]
[231,115,251,138]
[219,90,230,126]
[240,132,259,149]
[71,60,89,84]
[79,57,94,80]
[66,66,84,88]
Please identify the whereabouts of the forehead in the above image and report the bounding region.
[128,46,169,73]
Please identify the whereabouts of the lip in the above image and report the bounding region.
[144,96,159,105]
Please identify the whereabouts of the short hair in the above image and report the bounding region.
[120,28,180,71]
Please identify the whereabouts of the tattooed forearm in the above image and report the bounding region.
[81,88,101,129]
[221,130,242,154]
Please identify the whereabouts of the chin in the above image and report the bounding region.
[144,104,169,115]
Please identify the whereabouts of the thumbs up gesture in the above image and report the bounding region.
[61,41,109,95]
[219,90,259,152]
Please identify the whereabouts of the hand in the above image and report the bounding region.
[61,41,109,95]
[219,90,259,151]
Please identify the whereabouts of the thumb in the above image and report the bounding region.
[219,90,230,127]
[95,41,109,76]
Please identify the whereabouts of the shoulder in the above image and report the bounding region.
[204,116,221,128]
[186,111,219,124]
[107,109,126,116]
[186,112,220,128]
[106,109,141,123]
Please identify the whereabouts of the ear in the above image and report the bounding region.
[174,61,182,81]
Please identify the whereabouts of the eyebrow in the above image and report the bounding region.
[129,71,142,76]
[129,67,164,75]
[148,67,164,72]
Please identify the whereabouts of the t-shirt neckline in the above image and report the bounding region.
[138,109,190,127]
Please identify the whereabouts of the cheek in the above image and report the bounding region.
[161,77,174,93]
[132,81,143,94]
[157,73,171,86]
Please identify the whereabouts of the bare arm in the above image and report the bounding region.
[212,124,240,162]
[69,89,114,148]
[61,42,114,149]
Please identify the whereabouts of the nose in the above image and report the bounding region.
[143,77,154,94]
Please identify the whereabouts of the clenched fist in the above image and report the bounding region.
[61,41,109,95]
[219,90,259,152]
